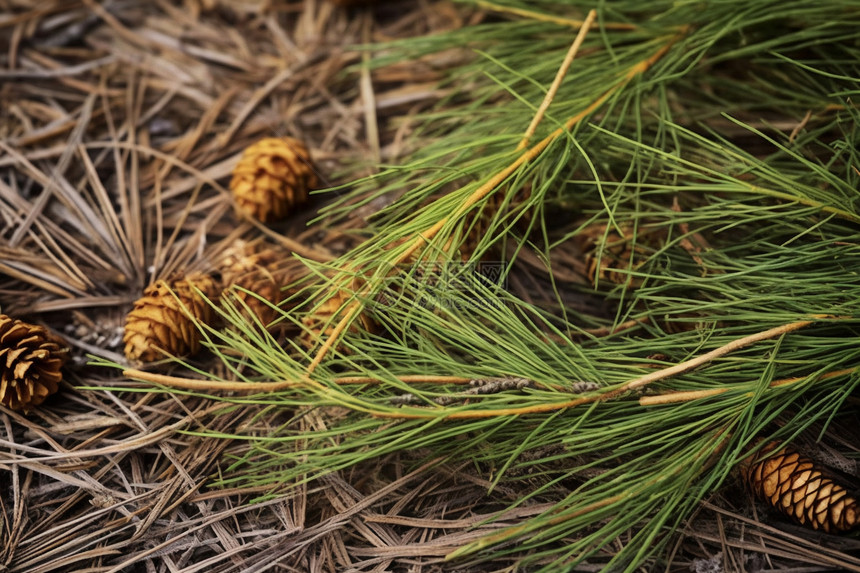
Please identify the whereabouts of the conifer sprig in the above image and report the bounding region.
[116,1,860,570]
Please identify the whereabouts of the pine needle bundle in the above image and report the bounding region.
[122,1,860,570]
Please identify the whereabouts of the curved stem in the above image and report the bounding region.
[373,319,818,419]
[122,369,473,392]
[517,9,597,150]
[639,366,858,406]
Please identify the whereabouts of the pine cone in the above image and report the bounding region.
[460,183,533,260]
[123,272,219,362]
[300,287,376,351]
[0,315,67,410]
[580,221,664,288]
[742,441,859,533]
[229,137,318,223]
[219,240,310,325]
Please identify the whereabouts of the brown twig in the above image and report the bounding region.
[371,318,819,419]
[517,9,597,150]
[639,366,858,406]
[122,369,473,392]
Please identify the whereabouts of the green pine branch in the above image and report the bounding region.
[114,1,860,570]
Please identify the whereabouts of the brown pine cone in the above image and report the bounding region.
[0,315,67,410]
[300,287,376,351]
[123,272,219,362]
[579,221,665,289]
[229,137,318,224]
[458,183,533,260]
[742,441,859,533]
[459,202,494,261]
[219,240,310,325]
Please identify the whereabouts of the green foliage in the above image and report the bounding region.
[137,1,860,570]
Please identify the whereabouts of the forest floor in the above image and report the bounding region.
[1,1,859,572]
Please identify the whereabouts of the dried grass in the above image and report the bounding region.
[1,1,859,571]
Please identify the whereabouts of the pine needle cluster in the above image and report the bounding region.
[123,1,860,570]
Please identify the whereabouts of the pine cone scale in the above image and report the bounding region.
[7,346,30,365]
[14,359,36,379]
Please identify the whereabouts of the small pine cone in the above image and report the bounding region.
[659,313,717,334]
[123,273,219,362]
[300,287,376,351]
[459,203,493,261]
[580,222,664,288]
[460,184,533,259]
[0,315,67,410]
[220,240,310,325]
[742,442,859,533]
[229,137,318,223]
